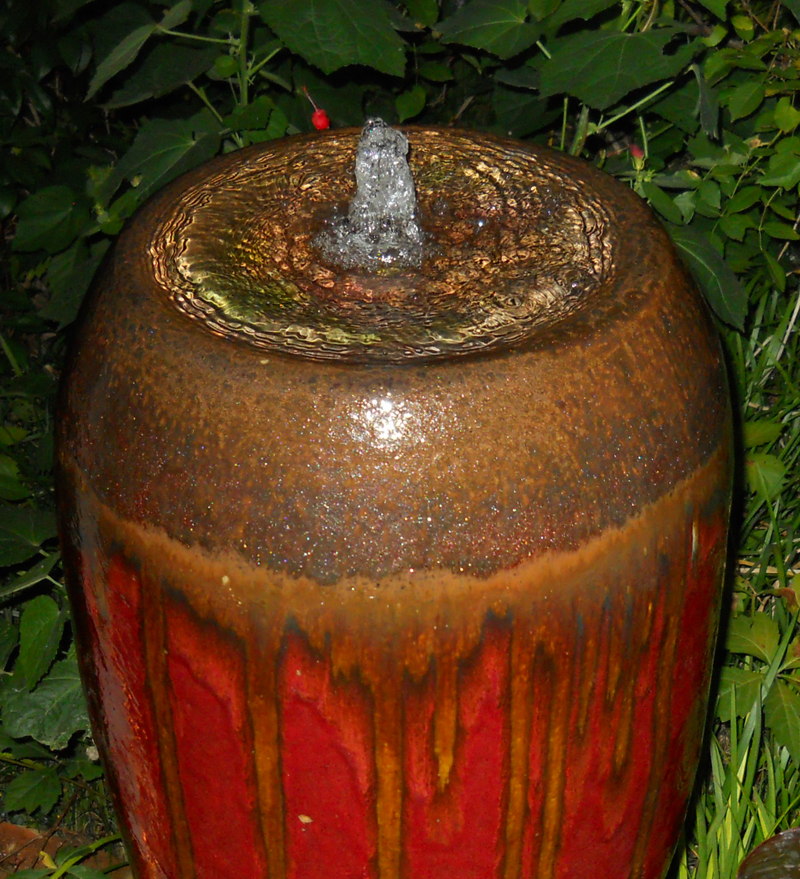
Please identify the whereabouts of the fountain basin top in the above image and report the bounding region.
[59,128,730,582]
[150,127,612,362]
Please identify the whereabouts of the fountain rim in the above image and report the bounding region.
[128,127,658,365]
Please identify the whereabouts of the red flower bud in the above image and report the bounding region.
[630,144,645,160]
[303,86,330,131]
[312,108,330,130]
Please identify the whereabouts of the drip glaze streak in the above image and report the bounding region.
[62,443,728,879]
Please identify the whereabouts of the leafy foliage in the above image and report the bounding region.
[1,0,800,874]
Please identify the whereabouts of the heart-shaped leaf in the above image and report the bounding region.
[260,0,406,76]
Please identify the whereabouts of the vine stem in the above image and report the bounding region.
[250,46,282,79]
[238,3,251,108]
[186,82,225,124]
[158,28,229,45]
[595,80,673,133]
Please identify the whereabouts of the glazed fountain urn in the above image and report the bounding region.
[55,124,732,879]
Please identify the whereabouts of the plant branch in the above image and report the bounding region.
[250,46,283,79]
[596,80,673,132]
[186,82,225,124]
[238,4,252,107]
[158,28,230,45]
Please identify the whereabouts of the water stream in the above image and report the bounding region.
[315,118,424,270]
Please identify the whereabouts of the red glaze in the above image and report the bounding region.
[64,450,728,879]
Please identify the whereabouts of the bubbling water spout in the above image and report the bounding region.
[315,118,424,270]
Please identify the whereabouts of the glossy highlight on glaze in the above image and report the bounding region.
[56,129,732,879]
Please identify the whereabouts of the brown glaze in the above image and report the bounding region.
[56,129,732,879]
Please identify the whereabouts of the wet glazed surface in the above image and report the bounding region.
[150,129,610,361]
[61,444,728,879]
[55,129,733,879]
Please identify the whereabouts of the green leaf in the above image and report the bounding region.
[111,113,221,202]
[213,54,238,78]
[259,0,407,77]
[539,29,697,111]
[718,213,753,241]
[743,419,783,448]
[694,66,719,137]
[63,756,104,782]
[785,0,800,24]
[3,654,91,750]
[4,767,62,815]
[104,44,218,109]
[19,596,64,691]
[436,0,540,59]
[774,96,800,132]
[396,84,426,121]
[0,616,19,671]
[158,0,192,30]
[765,680,800,764]
[762,220,800,240]
[545,0,617,31]
[641,181,683,225]
[730,13,754,42]
[528,0,560,20]
[493,84,554,137]
[764,251,786,292]
[653,79,700,133]
[726,612,780,662]
[674,190,696,223]
[406,0,439,26]
[87,7,157,99]
[42,239,108,328]
[495,65,539,89]
[716,666,762,722]
[746,452,787,502]
[0,186,17,221]
[726,185,762,213]
[727,80,765,121]
[0,454,30,501]
[12,186,92,255]
[0,553,60,602]
[0,729,53,761]
[770,199,796,221]
[695,0,727,18]
[760,152,800,189]
[0,506,57,567]
[697,179,721,211]
[224,95,274,131]
[0,426,28,447]
[263,105,290,140]
[418,61,453,81]
[667,225,747,329]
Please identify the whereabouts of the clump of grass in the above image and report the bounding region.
[672,282,800,878]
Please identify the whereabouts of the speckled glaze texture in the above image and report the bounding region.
[55,129,732,879]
